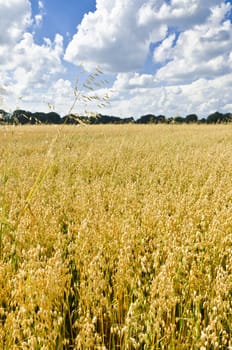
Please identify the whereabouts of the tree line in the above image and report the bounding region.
[0,109,232,125]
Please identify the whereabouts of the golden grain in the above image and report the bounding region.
[0,124,231,349]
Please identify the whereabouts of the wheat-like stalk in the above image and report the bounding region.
[0,123,232,349]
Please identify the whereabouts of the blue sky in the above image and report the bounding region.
[30,1,96,46]
[0,0,232,118]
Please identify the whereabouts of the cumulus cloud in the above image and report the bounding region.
[0,0,31,67]
[153,33,176,62]
[38,0,44,9]
[64,0,168,73]
[137,0,221,28]
[34,0,45,27]
[0,0,31,46]
[107,72,232,118]
[35,14,43,26]
[1,0,232,118]
[155,2,232,82]
[113,72,158,90]
[39,79,75,114]
[65,0,230,76]
[2,33,64,98]
[0,0,66,112]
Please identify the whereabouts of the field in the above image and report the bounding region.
[0,124,232,349]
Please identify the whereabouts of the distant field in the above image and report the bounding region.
[0,124,232,349]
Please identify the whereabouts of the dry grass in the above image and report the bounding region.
[0,124,232,349]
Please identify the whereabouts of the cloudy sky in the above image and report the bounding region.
[0,0,232,118]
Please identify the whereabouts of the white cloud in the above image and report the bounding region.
[0,0,31,67]
[137,0,221,29]
[156,3,232,84]
[155,2,232,82]
[106,72,232,118]
[2,32,65,107]
[1,0,232,118]
[0,0,65,115]
[38,0,44,10]
[65,0,167,73]
[113,72,157,90]
[34,0,45,27]
[35,14,43,26]
[0,0,31,46]
[64,0,232,88]
[0,0,65,112]
[153,33,176,62]
[40,79,75,114]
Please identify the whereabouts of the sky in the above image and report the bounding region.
[0,0,232,118]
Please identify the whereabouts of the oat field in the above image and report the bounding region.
[0,124,232,349]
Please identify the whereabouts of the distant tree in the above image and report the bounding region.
[2,108,232,125]
[33,112,47,124]
[0,109,7,123]
[174,116,185,123]
[136,114,156,124]
[207,111,225,123]
[46,112,61,124]
[224,113,232,122]
[97,114,122,124]
[62,114,80,124]
[10,110,62,124]
[156,115,166,123]
[167,117,174,124]
[185,114,198,123]
[122,117,135,124]
[0,109,7,117]
[12,110,33,124]
[95,114,134,124]
[207,112,232,123]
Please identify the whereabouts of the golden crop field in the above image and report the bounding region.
[0,124,231,349]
